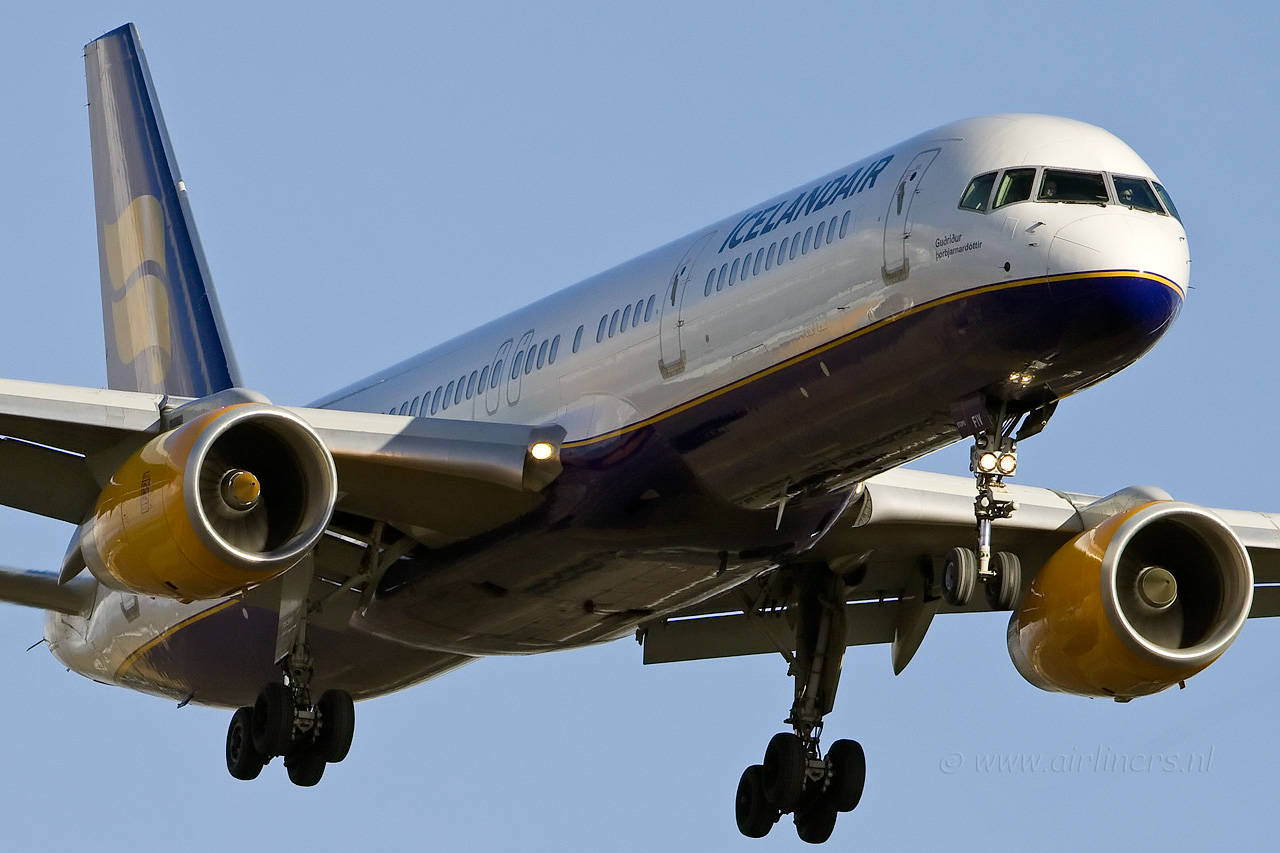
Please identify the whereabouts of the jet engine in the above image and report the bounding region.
[83,404,337,601]
[1007,501,1253,700]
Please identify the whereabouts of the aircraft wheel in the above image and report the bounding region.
[284,747,326,787]
[985,551,1021,611]
[824,739,865,812]
[315,689,356,763]
[794,801,838,844]
[734,765,776,838]
[762,732,806,811]
[252,682,295,756]
[226,706,265,781]
[942,547,977,606]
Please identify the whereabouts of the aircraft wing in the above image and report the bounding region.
[639,468,1280,669]
[0,377,564,542]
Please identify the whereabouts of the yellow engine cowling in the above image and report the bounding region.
[1008,501,1253,700]
[83,403,337,601]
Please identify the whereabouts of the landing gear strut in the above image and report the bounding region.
[942,399,1056,611]
[735,567,865,844]
[224,584,356,786]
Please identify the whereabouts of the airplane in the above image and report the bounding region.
[0,21,1275,845]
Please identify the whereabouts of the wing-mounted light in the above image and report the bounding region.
[83,403,337,601]
[1008,501,1253,700]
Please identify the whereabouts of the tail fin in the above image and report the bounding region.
[84,23,240,398]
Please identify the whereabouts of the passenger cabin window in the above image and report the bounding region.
[455,379,465,404]
[411,396,421,415]
[959,172,997,211]
[549,334,560,363]
[644,295,655,321]
[1153,183,1181,222]
[839,210,851,238]
[1038,169,1108,204]
[705,270,715,296]
[466,371,478,398]
[443,381,454,410]
[826,216,836,244]
[993,168,1035,208]
[765,242,776,270]
[536,339,548,369]
[572,325,584,353]
[620,303,632,330]
[431,386,442,414]
[524,348,535,375]
[609,309,619,337]
[479,365,490,390]
[815,221,826,247]
[753,247,765,275]
[717,264,727,291]
[632,300,643,327]
[1112,176,1164,214]
[777,237,789,266]
[597,316,607,343]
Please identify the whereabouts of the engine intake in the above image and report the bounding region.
[1008,501,1253,700]
[84,404,337,600]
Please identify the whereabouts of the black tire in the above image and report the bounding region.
[285,747,326,787]
[824,739,865,812]
[762,732,806,812]
[794,803,838,844]
[734,765,776,838]
[226,706,265,781]
[315,689,356,764]
[985,551,1021,611]
[942,547,977,606]
[252,682,295,757]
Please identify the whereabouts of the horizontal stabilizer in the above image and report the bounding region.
[0,569,96,615]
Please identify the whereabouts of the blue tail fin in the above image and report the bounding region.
[84,23,240,397]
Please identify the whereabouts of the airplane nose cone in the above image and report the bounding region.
[1049,212,1190,293]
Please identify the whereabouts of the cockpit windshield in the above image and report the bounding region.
[1112,176,1163,213]
[1153,182,1182,222]
[959,166,1179,220]
[1038,170,1108,204]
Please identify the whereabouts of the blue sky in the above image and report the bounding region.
[0,2,1277,849]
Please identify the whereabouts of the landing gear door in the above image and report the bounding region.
[659,231,716,378]
[882,148,940,283]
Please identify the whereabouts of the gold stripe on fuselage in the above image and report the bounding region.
[563,270,1183,449]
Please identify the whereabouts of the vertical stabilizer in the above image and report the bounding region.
[84,23,239,397]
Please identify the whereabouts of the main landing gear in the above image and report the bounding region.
[224,601,356,786]
[735,567,865,844]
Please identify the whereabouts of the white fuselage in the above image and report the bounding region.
[48,114,1192,703]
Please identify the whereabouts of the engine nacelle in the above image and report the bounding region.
[1007,501,1253,700]
[83,404,337,601]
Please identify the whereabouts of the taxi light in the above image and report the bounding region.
[977,451,998,473]
[998,453,1018,475]
[530,441,555,461]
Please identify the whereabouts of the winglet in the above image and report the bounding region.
[84,23,240,397]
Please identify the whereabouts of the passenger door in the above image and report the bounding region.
[658,231,716,378]
[882,148,940,282]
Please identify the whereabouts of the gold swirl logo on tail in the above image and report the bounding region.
[103,194,171,386]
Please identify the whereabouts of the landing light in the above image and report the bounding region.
[530,441,555,461]
[997,453,1018,475]
[977,451,998,473]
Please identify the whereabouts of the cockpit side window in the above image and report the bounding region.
[958,172,997,212]
[1152,182,1182,223]
[1111,176,1164,213]
[993,168,1036,208]
[1038,169,1108,204]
